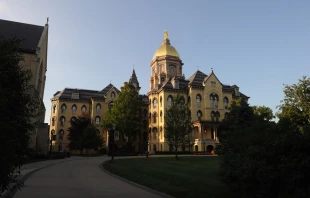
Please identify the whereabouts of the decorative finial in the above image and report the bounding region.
[197,66,199,70]
[164,30,168,40]
[211,67,213,71]
[46,17,49,24]
[133,64,135,69]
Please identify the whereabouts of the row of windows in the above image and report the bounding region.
[149,94,229,109]
[50,129,101,141]
[53,102,115,115]
[51,116,101,126]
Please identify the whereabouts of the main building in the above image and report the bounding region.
[50,31,249,154]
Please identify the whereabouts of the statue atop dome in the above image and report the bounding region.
[164,30,168,40]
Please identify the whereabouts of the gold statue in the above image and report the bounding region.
[164,30,168,40]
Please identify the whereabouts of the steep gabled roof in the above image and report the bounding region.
[100,84,120,94]
[188,70,208,86]
[0,19,45,53]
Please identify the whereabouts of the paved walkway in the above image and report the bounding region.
[12,156,163,198]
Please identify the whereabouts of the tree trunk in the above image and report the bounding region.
[175,146,179,160]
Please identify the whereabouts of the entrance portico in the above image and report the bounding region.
[193,121,219,152]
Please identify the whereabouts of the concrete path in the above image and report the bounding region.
[13,156,163,198]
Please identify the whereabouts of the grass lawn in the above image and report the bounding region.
[103,156,236,198]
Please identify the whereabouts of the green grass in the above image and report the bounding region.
[103,156,235,198]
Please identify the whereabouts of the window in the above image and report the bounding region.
[188,96,191,103]
[210,96,214,108]
[160,110,162,122]
[96,104,101,114]
[225,112,229,119]
[160,127,163,139]
[72,105,77,114]
[153,128,157,140]
[167,96,173,107]
[211,128,214,139]
[95,116,100,126]
[108,101,113,109]
[51,130,56,140]
[211,81,216,87]
[111,92,115,99]
[96,129,100,135]
[196,94,201,108]
[169,67,175,77]
[153,98,157,108]
[223,97,229,109]
[197,110,202,118]
[52,117,56,126]
[143,109,147,118]
[216,111,220,122]
[211,111,215,121]
[143,120,147,129]
[160,96,162,107]
[61,104,66,113]
[81,105,86,113]
[53,105,57,114]
[210,92,219,108]
[214,97,218,108]
[60,116,65,126]
[59,130,64,140]
[149,113,151,123]
[153,112,157,123]
[71,116,76,122]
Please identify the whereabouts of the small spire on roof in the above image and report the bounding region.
[46,17,49,24]
[211,67,214,72]
[164,30,168,40]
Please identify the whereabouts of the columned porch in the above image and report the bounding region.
[192,120,219,152]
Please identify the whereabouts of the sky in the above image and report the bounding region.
[0,0,309,124]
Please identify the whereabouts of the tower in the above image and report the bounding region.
[129,69,141,93]
[149,30,184,91]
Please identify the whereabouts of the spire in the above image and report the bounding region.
[131,69,137,78]
[162,30,171,46]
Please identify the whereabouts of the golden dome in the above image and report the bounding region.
[152,30,180,60]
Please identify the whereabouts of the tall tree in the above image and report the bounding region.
[164,94,192,159]
[102,82,140,152]
[253,105,274,121]
[0,37,40,193]
[67,114,103,154]
[277,76,310,132]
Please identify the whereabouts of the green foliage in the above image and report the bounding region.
[67,114,104,154]
[164,94,192,159]
[216,78,310,198]
[253,105,274,121]
[277,76,310,132]
[102,82,140,151]
[0,37,41,193]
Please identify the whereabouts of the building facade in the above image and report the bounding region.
[147,31,249,153]
[0,19,49,154]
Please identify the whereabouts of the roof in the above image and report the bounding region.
[0,19,45,53]
[51,88,105,101]
[100,84,120,94]
[188,70,208,86]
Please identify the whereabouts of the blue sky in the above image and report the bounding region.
[0,0,309,124]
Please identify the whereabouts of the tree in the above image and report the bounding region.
[164,94,192,159]
[102,82,140,152]
[67,114,103,154]
[0,37,40,193]
[253,105,274,121]
[277,76,310,132]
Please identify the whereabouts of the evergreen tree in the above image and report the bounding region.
[0,37,40,192]
[164,94,192,159]
[252,105,274,121]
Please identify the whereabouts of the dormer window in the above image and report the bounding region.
[111,92,115,99]
[71,93,79,99]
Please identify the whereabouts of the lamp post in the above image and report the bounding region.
[110,124,116,163]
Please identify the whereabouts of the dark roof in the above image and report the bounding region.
[188,70,208,86]
[100,84,120,94]
[0,19,44,53]
[51,88,104,101]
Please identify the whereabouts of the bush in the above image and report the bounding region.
[155,151,192,155]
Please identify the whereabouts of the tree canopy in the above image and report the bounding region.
[164,94,192,159]
[102,82,140,151]
[253,105,274,121]
[0,37,40,193]
[67,114,104,154]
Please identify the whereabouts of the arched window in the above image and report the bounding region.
[111,91,115,99]
[210,92,219,108]
[188,96,191,103]
[72,105,77,114]
[214,96,218,108]
[160,96,162,107]
[81,105,86,113]
[197,110,202,118]
[53,105,57,114]
[216,111,220,122]
[59,130,64,140]
[60,116,66,126]
[160,110,162,122]
[169,67,175,76]
[153,128,157,140]
[143,109,147,118]
[153,112,157,123]
[196,94,201,108]
[51,130,56,140]
[95,116,100,126]
[160,126,163,139]
[149,112,151,123]
[225,112,229,119]
[149,99,151,107]
[96,104,101,114]
[211,111,215,121]
[70,116,77,122]
[223,97,229,109]
[108,101,113,109]
[210,96,214,108]
[167,96,173,107]
[61,104,66,113]
[153,98,157,108]
[52,117,56,126]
